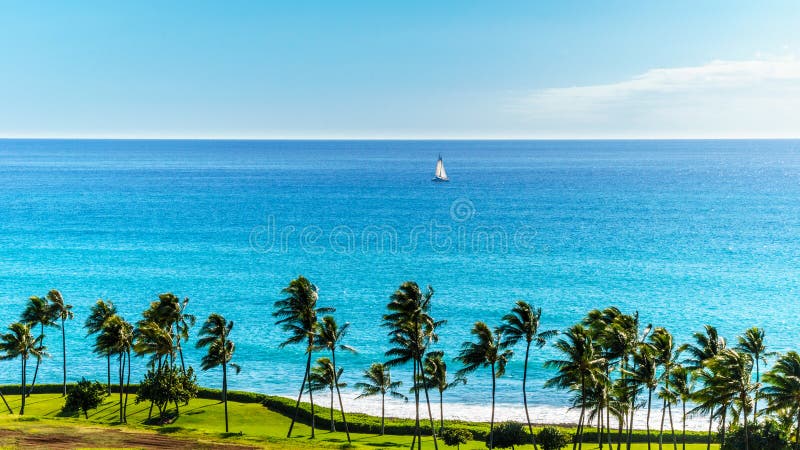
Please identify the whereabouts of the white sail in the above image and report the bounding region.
[434,155,449,181]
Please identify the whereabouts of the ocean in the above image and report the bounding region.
[1,139,799,426]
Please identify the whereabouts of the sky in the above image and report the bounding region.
[1,1,799,139]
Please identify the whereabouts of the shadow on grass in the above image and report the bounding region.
[157,426,185,434]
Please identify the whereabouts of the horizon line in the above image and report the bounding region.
[1,136,800,142]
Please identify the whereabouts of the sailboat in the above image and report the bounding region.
[432,154,449,182]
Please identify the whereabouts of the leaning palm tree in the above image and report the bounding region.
[273,276,334,439]
[85,299,117,394]
[545,324,606,450]
[500,301,558,446]
[196,313,240,433]
[308,357,345,432]
[762,351,800,447]
[316,315,356,442]
[416,350,465,431]
[355,362,407,435]
[21,295,56,395]
[736,327,773,421]
[96,315,134,423]
[383,281,443,450]
[47,290,74,396]
[456,321,513,450]
[143,293,195,373]
[0,323,46,415]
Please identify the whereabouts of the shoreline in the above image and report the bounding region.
[279,392,712,432]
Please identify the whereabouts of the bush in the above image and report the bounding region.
[135,367,198,423]
[721,421,792,450]
[442,427,473,449]
[489,421,528,449]
[63,378,107,419]
[538,426,571,450]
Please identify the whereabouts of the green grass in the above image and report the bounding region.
[0,386,720,449]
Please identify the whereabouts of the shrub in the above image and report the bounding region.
[442,427,473,449]
[135,367,198,423]
[63,378,107,419]
[538,426,571,450]
[489,421,528,449]
[721,421,792,450]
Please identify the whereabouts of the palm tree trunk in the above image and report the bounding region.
[490,363,497,450]
[419,356,439,450]
[523,342,538,450]
[599,405,604,449]
[27,324,44,397]
[646,388,652,450]
[720,406,727,448]
[439,391,444,431]
[574,408,584,450]
[332,350,351,442]
[413,356,420,450]
[124,349,131,423]
[107,354,111,394]
[287,349,313,438]
[706,407,713,450]
[681,401,686,450]
[223,360,229,433]
[753,358,759,423]
[118,353,124,423]
[742,396,749,450]
[659,398,666,449]
[330,386,335,432]
[617,413,624,450]
[61,317,67,396]
[20,357,26,415]
[0,389,12,414]
[381,392,385,435]
[667,402,677,450]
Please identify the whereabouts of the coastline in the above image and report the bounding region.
[281,393,712,432]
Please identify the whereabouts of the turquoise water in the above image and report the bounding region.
[1,139,799,418]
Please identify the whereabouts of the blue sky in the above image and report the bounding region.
[1,1,799,138]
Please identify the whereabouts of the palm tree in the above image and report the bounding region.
[679,325,726,449]
[273,276,334,439]
[46,290,73,396]
[456,321,513,450]
[668,365,693,450]
[415,351,465,431]
[736,327,773,421]
[762,351,800,447]
[85,299,117,394]
[648,327,679,450]
[308,357,345,432]
[196,313,240,433]
[628,343,658,450]
[133,318,177,419]
[500,301,557,446]
[355,362,407,435]
[21,295,56,395]
[702,349,756,450]
[143,293,195,373]
[545,324,606,450]
[0,323,46,415]
[96,315,134,423]
[383,281,442,450]
[316,315,356,442]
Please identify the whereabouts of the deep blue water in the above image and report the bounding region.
[1,139,800,412]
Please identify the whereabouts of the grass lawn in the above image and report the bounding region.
[0,391,719,449]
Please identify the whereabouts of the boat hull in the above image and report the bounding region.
[432,177,449,182]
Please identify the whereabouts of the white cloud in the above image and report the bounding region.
[515,57,800,138]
